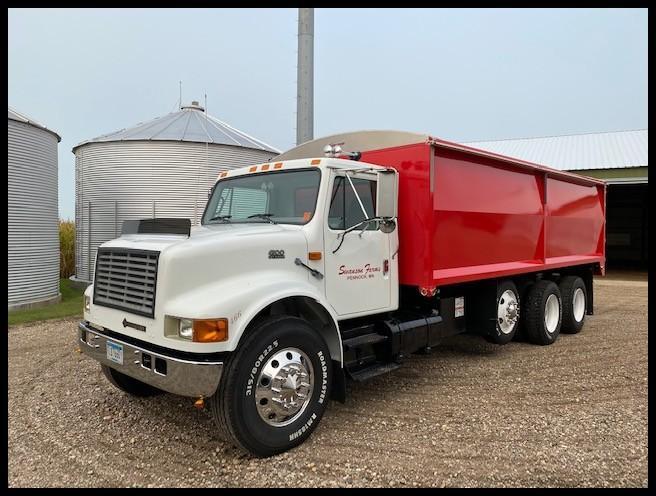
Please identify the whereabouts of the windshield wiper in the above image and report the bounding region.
[209,214,232,223]
[247,213,277,225]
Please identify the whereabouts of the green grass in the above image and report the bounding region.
[8,279,85,326]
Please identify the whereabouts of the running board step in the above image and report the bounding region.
[347,362,402,382]
[342,332,388,351]
[340,323,377,340]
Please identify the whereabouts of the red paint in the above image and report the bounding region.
[360,139,606,289]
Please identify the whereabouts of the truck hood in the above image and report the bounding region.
[99,222,310,313]
[101,222,305,253]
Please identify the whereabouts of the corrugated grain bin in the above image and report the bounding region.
[73,102,279,283]
[8,107,61,310]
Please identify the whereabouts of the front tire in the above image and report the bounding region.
[210,316,332,457]
[101,364,163,397]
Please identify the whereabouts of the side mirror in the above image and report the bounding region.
[380,219,396,233]
[375,169,398,219]
[208,185,215,198]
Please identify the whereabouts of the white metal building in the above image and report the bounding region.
[8,107,61,310]
[465,129,648,268]
[73,102,280,283]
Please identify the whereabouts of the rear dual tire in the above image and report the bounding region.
[522,280,563,346]
[486,280,521,344]
[559,276,587,334]
[520,275,586,345]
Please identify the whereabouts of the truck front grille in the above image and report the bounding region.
[93,248,159,318]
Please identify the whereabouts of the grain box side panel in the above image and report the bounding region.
[545,177,605,261]
[431,147,545,284]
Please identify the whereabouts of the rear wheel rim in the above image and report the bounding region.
[573,287,586,322]
[544,294,560,334]
[497,289,519,334]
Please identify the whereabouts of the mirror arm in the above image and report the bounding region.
[345,173,370,219]
[332,232,346,254]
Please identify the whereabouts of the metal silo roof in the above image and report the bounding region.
[8,106,61,142]
[73,102,280,153]
[464,129,648,171]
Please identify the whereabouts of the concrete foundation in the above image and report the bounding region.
[8,293,62,313]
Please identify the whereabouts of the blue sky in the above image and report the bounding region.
[8,8,648,220]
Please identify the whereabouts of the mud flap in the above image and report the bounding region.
[330,361,346,403]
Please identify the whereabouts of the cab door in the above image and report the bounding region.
[323,172,392,316]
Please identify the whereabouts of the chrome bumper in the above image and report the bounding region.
[78,321,223,397]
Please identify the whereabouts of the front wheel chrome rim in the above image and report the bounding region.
[573,288,586,322]
[497,289,519,334]
[544,294,560,334]
[255,347,314,427]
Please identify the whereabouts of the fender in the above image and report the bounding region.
[163,270,343,364]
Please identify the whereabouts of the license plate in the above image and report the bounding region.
[106,341,123,365]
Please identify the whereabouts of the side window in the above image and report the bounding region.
[328,176,377,230]
[328,177,345,229]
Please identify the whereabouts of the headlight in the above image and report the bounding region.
[84,295,91,312]
[179,319,193,339]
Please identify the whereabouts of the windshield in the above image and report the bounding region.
[202,168,321,225]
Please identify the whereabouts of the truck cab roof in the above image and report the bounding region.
[215,157,385,182]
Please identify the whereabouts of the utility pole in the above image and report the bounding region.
[296,8,314,145]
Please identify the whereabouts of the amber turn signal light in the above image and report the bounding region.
[193,319,229,343]
[308,251,322,261]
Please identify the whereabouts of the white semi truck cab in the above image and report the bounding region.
[79,134,601,457]
[80,156,403,456]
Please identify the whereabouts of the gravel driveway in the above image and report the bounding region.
[8,276,648,487]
